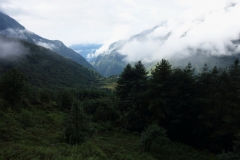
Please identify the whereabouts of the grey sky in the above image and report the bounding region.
[117,1,240,63]
[0,0,239,56]
[0,0,203,46]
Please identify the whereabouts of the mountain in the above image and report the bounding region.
[0,12,25,30]
[90,3,240,76]
[0,34,102,88]
[89,26,174,76]
[0,11,96,71]
[91,23,240,77]
[69,44,102,61]
[91,51,126,76]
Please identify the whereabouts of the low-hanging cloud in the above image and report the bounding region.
[116,1,240,63]
[1,28,29,40]
[0,36,28,61]
[36,41,56,50]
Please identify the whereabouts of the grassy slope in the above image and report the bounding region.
[0,100,216,160]
[99,76,118,90]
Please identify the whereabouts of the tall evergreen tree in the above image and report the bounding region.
[148,59,172,125]
[116,61,148,131]
[116,64,134,103]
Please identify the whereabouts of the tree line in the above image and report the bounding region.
[1,59,240,156]
[116,59,240,153]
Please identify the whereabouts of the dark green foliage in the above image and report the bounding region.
[139,124,168,152]
[93,97,119,123]
[63,101,92,145]
[0,69,27,107]
[116,61,149,131]
[116,63,134,101]
[115,58,240,153]
[0,108,16,141]
[148,59,173,124]
[58,90,76,110]
[74,88,109,101]
[217,133,240,160]
[39,89,51,103]
[18,109,34,128]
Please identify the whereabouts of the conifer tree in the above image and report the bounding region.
[116,61,148,131]
[148,59,172,125]
[63,101,91,144]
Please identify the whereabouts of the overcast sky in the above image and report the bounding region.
[1,0,237,46]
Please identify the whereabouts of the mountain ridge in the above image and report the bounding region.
[90,19,240,76]
[0,34,102,88]
[0,11,96,71]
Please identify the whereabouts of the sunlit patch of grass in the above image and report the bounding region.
[100,82,117,90]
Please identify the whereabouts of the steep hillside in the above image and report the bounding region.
[0,11,96,71]
[91,51,127,76]
[0,35,102,88]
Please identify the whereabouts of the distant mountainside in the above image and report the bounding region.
[69,44,102,61]
[90,26,173,76]
[91,51,126,76]
[91,23,240,76]
[89,41,127,76]
[0,34,102,88]
[0,11,96,71]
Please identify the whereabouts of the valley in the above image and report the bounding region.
[1,5,240,160]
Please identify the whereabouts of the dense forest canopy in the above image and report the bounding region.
[1,55,240,159]
[116,59,240,154]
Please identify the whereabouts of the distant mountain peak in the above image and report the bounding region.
[0,11,25,30]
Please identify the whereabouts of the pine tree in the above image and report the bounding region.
[116,64,134,102]
[63,101,91,145]
[116,61,148,131]
[148,59,172,125]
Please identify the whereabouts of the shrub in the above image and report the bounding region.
[139,124,168,152]
[18,109,34,128]
[217,132,240,160]
[0,69,27,107]
[63,101,92,145]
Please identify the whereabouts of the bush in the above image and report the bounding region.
[217,132,240,160]
[63,101,92,145]
[58,90,75,110]
[139,124,168,152]
[0,69,27,107]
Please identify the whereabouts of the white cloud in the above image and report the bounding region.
[1,0,240,64]
[1,28,28,40]
[36,41,56,50]
[117,1,240,63]
[0,0,185,45]
[0,36,28,61]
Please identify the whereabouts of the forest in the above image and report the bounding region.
[1,58,240,159]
